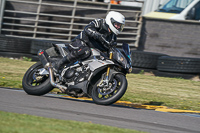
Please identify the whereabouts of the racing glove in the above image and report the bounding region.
[97,34,107,44]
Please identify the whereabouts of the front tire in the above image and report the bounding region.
[91,74,127,105]
[22,62,54,95]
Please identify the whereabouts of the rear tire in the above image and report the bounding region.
[22,62,54,95]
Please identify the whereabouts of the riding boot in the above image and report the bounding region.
[52,53,76,74]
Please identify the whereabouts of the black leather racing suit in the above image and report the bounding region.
[52,18,117,73]
[69,18,117,61]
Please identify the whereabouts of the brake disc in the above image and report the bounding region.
[98,79,117,96]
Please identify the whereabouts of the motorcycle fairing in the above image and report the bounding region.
[88,60,114,71]
[68,80,88,94]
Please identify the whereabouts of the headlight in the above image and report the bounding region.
[116,52,127,68]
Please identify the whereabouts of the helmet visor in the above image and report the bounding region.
[114,22,124,32]
[111,18,124,32]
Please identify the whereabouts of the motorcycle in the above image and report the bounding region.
[22,38,132,105]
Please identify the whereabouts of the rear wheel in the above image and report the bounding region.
[91,73,127,105]
[22,62,54,95]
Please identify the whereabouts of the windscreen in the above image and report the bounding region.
[122,43,132,65]
[157,0,194,13]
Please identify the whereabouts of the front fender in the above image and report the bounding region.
[108,69,125,81]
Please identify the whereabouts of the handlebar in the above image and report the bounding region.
[102,37,110,45]
[101,35,115,48]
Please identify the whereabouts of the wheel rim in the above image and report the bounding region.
[96,77,121,100]
[27,66,49,87]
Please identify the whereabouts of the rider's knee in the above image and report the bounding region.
[76,46,91,60]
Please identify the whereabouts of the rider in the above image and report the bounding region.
[52,11,125,73]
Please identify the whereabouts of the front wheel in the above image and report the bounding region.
[91,74,127,105]
[22,62,54,96]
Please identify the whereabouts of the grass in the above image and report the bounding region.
[0,57,200,111]
[0,57,34,88]
[0,111,145,133]
[123,74,200,111]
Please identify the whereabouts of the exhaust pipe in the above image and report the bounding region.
[37,49,50,69]
[48,64,67,93]
[38,49,67,93]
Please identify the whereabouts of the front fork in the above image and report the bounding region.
[98,52,113,88]
[106,51,113,79]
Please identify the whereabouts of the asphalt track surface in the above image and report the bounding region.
[0,87,200,133]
